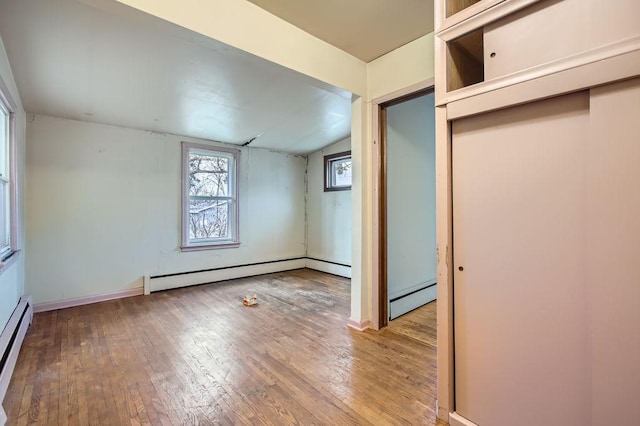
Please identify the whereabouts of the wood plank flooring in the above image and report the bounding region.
[4,269,441,425]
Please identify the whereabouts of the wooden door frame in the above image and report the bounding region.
[371,78,436,330]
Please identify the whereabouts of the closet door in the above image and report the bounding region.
[588,77,640,425]
[452,92,590,426]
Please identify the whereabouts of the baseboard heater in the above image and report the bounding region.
[145,257,309,293]
[145,257,352,294]
[0,295,33,424]
[389,281,437,320]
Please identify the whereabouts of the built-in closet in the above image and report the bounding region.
[434,1,640,425]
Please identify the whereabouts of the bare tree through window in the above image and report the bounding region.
[182,143,239,248]
[324,151,352,192]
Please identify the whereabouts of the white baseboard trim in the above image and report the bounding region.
[1,295,33,424]
[305,258,351,278]
[143,274,151,296]
[449,412,479,426]
[148,258,307,293]
[33,288,144,313]
[347,318,371,331]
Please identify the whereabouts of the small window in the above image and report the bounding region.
[0,77,16,260]
[182,142,240,250]
[324,151,352,192]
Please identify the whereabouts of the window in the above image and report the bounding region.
[182,142,240,250]
[0,77,16,260]
[324,151,352,192]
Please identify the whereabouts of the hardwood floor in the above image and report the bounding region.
[4,269,441,425]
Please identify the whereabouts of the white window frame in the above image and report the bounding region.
[181,142,240,251]
[0,75,17,262]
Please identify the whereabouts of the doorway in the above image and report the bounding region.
[377,87,437,326]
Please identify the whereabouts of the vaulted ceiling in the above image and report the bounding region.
[0,0,434,154]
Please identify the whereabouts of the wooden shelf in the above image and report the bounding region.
[447,29,484,91]
[447,0,483,17]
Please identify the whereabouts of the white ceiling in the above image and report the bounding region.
[0,0,353,154]
[247,0,435,62]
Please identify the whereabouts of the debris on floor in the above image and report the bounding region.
[243,294,257,306]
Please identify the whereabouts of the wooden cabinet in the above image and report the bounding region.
[438,0,640,98]
[446,0,484,18]
[435,1,640,425]
[484,0,640,81]
[447,29,483,91]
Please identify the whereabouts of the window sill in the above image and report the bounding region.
[324,186,351,192]
[0,249,21,277]
[181,242,240,252]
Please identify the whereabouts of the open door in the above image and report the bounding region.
[380,90,437,322]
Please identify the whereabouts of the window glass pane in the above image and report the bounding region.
[0,108,7,178]
[0,105,8,253]
[332,158,352,187]
[189,199,231,241]
[189,152,229,197]
[0,180,8,251]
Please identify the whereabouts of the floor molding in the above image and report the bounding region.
[347,318,371,331]
[305,257,351,278]
[34,288,144,313]
[449,412,479,426]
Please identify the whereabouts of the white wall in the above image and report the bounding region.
[306,137,351,267]
[26,115,306,304]
[367,34,435,101]
[0,36,25,331]
[386,94,437,300]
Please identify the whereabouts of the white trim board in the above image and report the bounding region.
[347,318,371,331]
[33,288,144,313]
[449,412,479,426]
[304,258,351,278]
